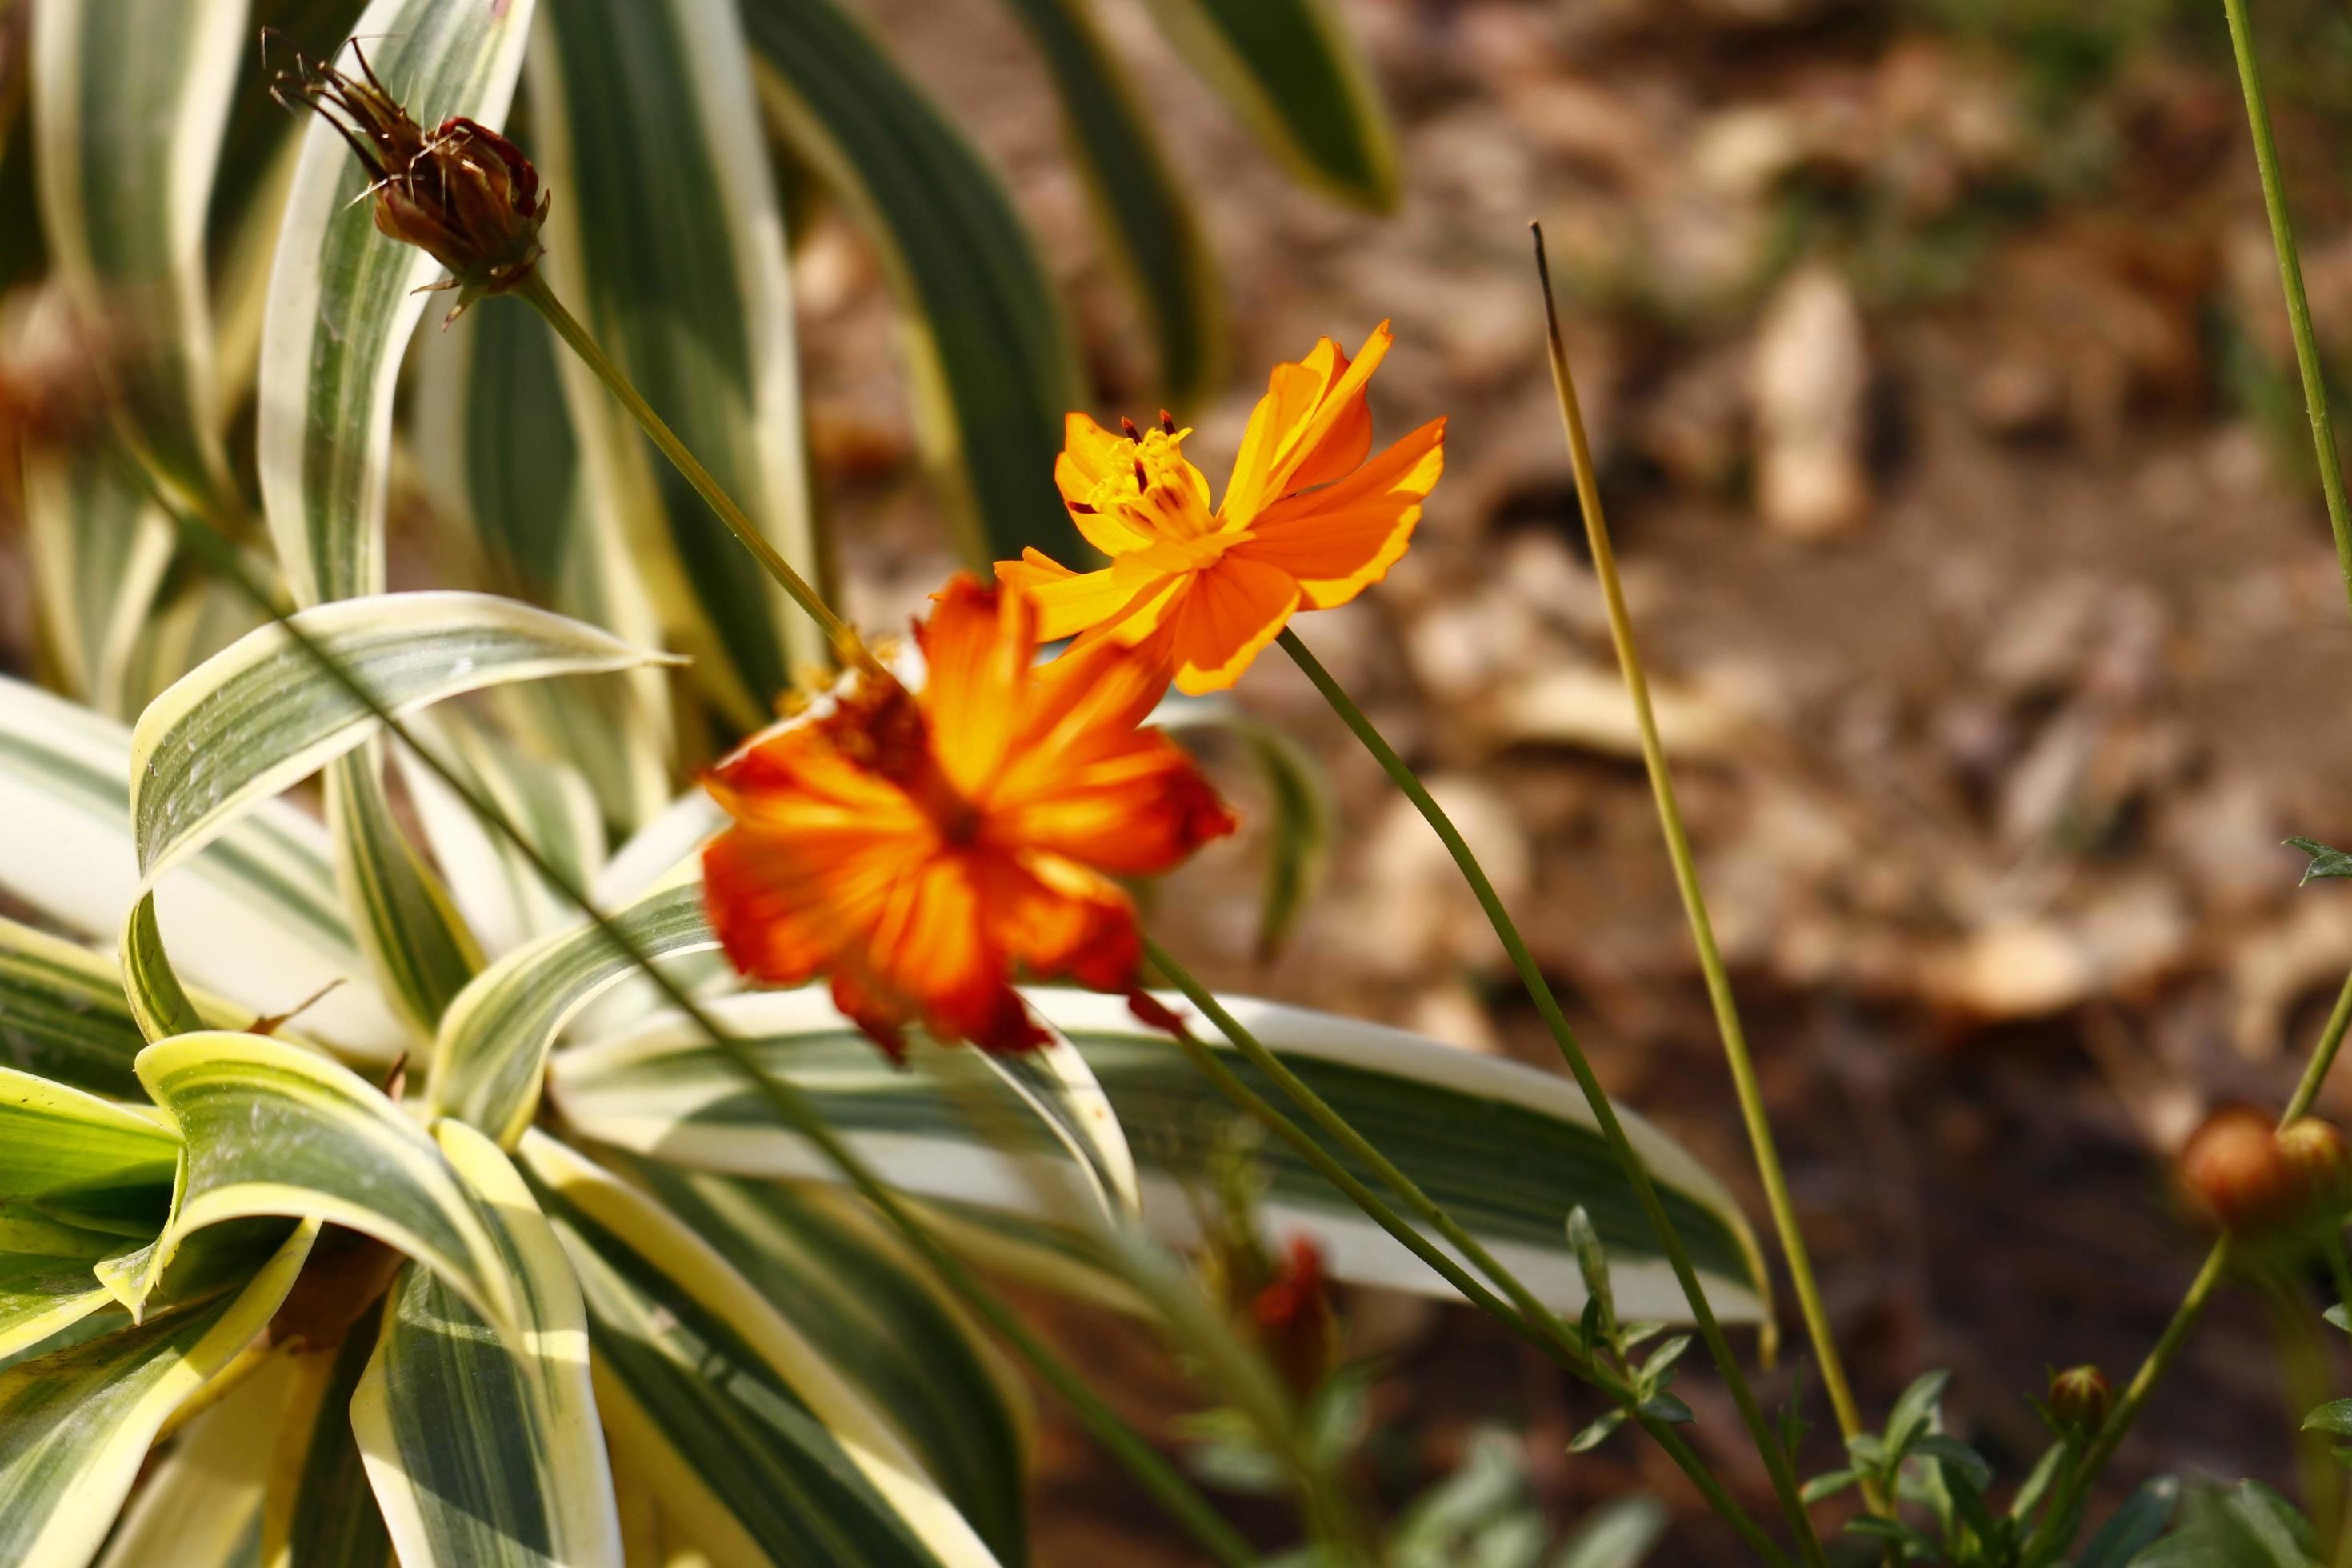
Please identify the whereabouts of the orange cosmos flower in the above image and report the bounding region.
[701,575,1237,1057]
[998,322,1444,694]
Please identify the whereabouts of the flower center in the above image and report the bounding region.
[1086,428,1221,550]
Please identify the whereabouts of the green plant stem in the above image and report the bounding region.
[514,273,878,678]
[2220,0,2352,610]
[1278,627,1825,1566]
[1142,942,1789,1566]
[2264,1274,2344,1541]
[1527,223,1877,1519]
[144,498,1256,1568]
[2288,969,2352,1123]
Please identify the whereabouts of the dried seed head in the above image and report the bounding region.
[273,42,548,322]
[2180,1105,2298,1234]
[2047,1364,2110,1435]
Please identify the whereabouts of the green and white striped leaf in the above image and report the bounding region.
[95,1346,294,1568]
[0,1218,315,1568]
[997,0,1222,404]
[551,989,1769,1322]
[618,1160,1031,1562]
[0,1257,120,1367]
[533,0,823,714]
[0,674,402,1058]
[266,1318,394,1568]
[429,875,710,1148]
[21,442,174,718]
[31,0,244,512]
[742,0,1087,568]
[0,1067,178,1215]
[0,916,294,1100]
[115,568,268,722]
[407,297,674,830]
[520,1134,1003,1567]
[350,1121,618,1568]
[323,743,485,1036]
[255,0,535,606]
[128,590,676,888]
[130,1034,519,1335]
[391,708,608,959]
[1140,0,1398,208]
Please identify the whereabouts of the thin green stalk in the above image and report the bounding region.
[1278,628,1825,1566]
[2263,1274,2343,1540]
[143,496,1256,1568]
[1528,223,1877,1510]
[514,273,878,678]
[1144,943,1790,1565]
[2220,0,2352,610]
[2287,968,2352,1123]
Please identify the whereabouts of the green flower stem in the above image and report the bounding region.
[1527,224,1879,1515]
[1278,627,1826,1566]
[514,272,878,678]
[2221,0,2352,609]
[143,489,1258,1568]
[1142,941,1790,1566]
[2287,968,2352,1123]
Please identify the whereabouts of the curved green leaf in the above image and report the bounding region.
[95,1346,294,1568]
[324,742,485,1036]
[1157,698,1331,960]
[21,442,174,718]
[129,590,677,888]
[349,1121,618,1568]
[265,1317,394,1568]
[0,917,258,1098]
[742,0,1086,568]
[30,0,244,511]
[0,1218,315,1568]
[0,673,404,1058]
[621,1160,1032,1562]
[255,0,537,606]
[520,1134,1005,1567]
[551,989,1769,1322]
[407,302,674,830]
[533,0,823,714]
[996,0,1222,403]
[1139,0,1398,207]
[429,875,710,1148]
[130,1034,519,1335]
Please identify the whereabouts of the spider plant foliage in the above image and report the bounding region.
[0,0,1767,1562]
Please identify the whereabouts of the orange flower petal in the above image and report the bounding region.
[995,728,1237,876]
[996,550,1159,642]
[1220,324,1393,526]
[978,850,1144,994]
[1166,557,1302,694]
[1233,414,1444,610]
[919,575,1027,798]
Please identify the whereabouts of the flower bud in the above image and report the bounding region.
[2180,1106,2299,1234]
[1249,1235,1334,1398]
[2278,1117,2352,1217]
[2048,1364,2110,1435]
[274,46,548,321]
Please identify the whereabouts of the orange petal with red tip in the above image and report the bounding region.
[1234,414,1444,610]
[918,575,1027,798]
[1220,324,1394,526]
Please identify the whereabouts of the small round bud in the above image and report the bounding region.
[2278,1118,2352,1215]
[2180,1106,2299,1233]
[2048,1365,2110,1435]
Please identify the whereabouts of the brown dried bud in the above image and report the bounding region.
[2180,1106,2299,1234]
[274,45,548,321]
[1249,1234,1334,1398]
[2278,1117,2352,1216]
[2048,1364,2110,1435]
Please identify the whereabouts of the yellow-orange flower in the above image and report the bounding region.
[998,323,1444,694]
[701,575,1236,1056]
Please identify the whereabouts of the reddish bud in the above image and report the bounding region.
[1249,1235,1334,1397]
[2048,1364,2110,1435]
[2180,1106,2299,1234]
[2278,1117,2352,1215]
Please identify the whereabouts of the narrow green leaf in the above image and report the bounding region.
[534,0,825,710]
[1566,1206,1614,1340]
[1553,1498,1668,1568]
[0,1218,315,1568]
[1884,1368,1950,1464]
[131,1034,519,1334]
[0,1255,120,1366]
[20,442,174,717]
[996,0,1222,404]
[521,1134,1006,1566]
[1566,1409,1626,1455]
[94,1346,293,1568]
[2306,1400,2352,1436]
[0,673,404,1058]
[2290,837,2352,885]
[407,285,674,830]
[30,0,245,511]
[1138,0,1398,208]
[0,1066,178,1207]
[255,0,537,606]
[2073,1475,2177,1567]
[266,1315,394,1568]
[325,743,484,1037]
[349,1121,618,1568]
[618,1160,1032,1562]
[129,590,678,889]
[550,988,1769,1323]
[742,0,1087,568]
[1157,700,1331,960]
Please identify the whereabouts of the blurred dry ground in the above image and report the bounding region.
[795,0,2352,1557]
